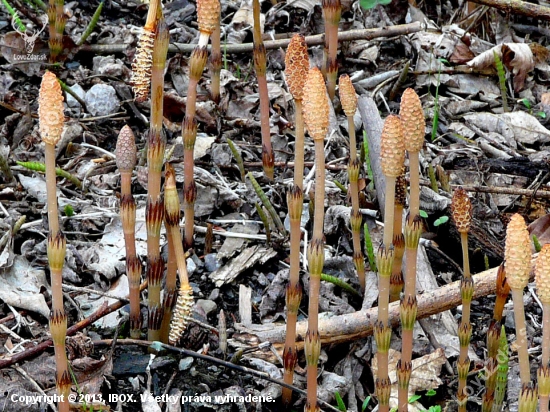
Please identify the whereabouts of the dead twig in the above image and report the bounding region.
[81,23,422,55]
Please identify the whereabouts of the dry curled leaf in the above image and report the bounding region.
[467,43,534,92]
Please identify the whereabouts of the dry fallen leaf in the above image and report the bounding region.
[372,348,447,411]
[467,43,534,92]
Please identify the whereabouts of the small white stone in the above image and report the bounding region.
[85,84,120,116]
[66,84,85,108]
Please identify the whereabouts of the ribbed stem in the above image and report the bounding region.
[210,22,221,104]
[409,152,420,218]
[383,178,396,249]
[323,0,340,100]
[253,0,273,180]
[183,45,208,248]
[305,138,326,410]
[294,100,305,188]
[160,228,178,342]
[45,144,60,234]
[511,287,532,385]
[348,115,357,160]
[458,231,472,408]
[544,303,550,366]
[349,159,364,291]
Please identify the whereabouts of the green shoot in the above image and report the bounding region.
[433,216,449,227]
[363,222,376,272]
[63,204,74,217]
[334,391,347,411]
[247,172,286,235]
[363,132,374,190]
[431,58,447,141]
[227,138,245,182]
[419,210,428,219]
[77,0,104,46]
[321,273,361,297]
[334,179,347,194]
[494,51,508,112]
[361,396,371,412]
[17,161,82,188]
[359,0,390,10]
[254,202,271,244]
[1,0,25,31]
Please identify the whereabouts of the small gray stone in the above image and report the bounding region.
[178,357,194,371]
[85,84,120,116]
[196,299,217,316]
[66,84,85,108]
[187,257,197,276]
[204,253,220,272]
[208,288,220,301]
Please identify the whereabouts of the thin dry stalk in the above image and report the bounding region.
[377,114,405,412]
[115,125,142,339]
[146,14,169,342]
[339,74,365,291]
[40,71,70,412]
[252,0,274,180]
[183,0,220,248]
[505,214,532,386]
[302,67,329,412]
[282,34,309,407]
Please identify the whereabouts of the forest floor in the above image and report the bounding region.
[1,0,550,411]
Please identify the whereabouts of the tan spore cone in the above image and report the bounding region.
[399,88,425,153]
[39,71,64,145]
[339,74,357,117]
[303,68,329,141]
[505,213,531,290]
[451,188,473,234]
[285,34,309,101]
[537,244,550,303]
[380,115,405,178]
[197,0,221,35]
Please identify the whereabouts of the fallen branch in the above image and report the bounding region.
[0,282,146,370]
[236,264,532,350]
[81,22,422,55]
[470,0,550,20]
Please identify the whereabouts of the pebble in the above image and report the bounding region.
[204,253,220,272]
[179,357,194,371]
[196,299,217,316]
[66,84,85,108]
[208,288,220,301]
[187,257,197,276]
[85,84,120,116]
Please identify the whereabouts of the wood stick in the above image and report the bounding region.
[81,23,422,55]
[469,0,550,20]
[237,264,535,349]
